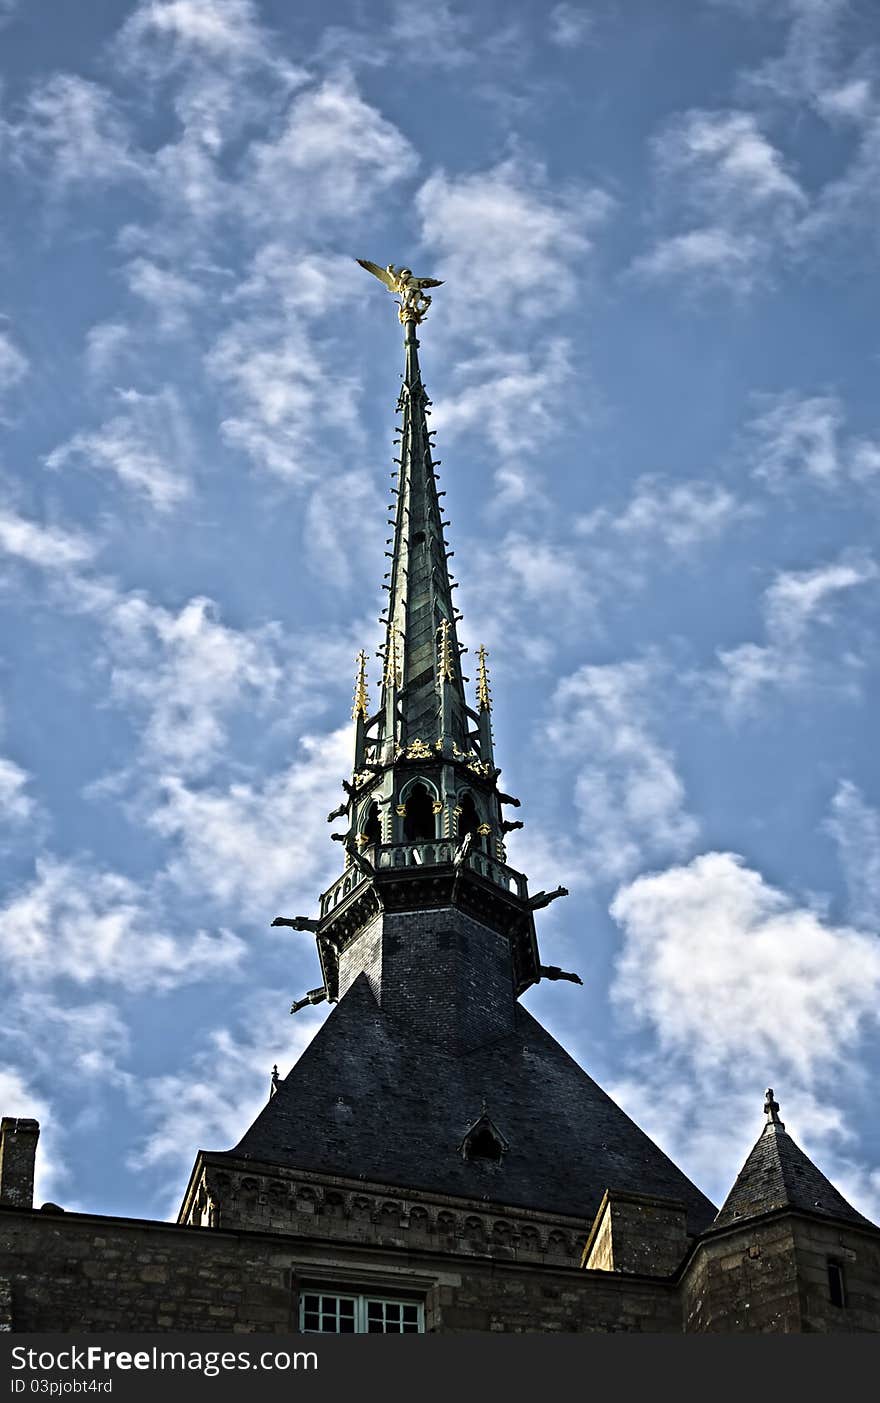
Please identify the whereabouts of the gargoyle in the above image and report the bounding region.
[271,916,320,933]
[539,965,583,986]
[345,836,376,879]
[501,819,524,834]
[453,831,474,868]
[498,792,521,808]
[326,802,349,823]
[527,885,569,910]
[290,987,328,1014]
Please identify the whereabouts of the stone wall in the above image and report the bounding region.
[0,1119,39,1210]
[582,1191,689,1277]
[0,1204,677,1334]
[792,1217,880,1333]
[180,1157,590,1268]
[681,1213,880,1332]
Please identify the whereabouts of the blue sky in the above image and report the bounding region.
[1,0,879,1226]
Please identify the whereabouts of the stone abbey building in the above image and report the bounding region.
[2,269,879,1334]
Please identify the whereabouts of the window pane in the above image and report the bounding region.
[302,1290,422,1334]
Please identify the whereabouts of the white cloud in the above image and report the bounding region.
[416,157,613,328]
[655,109,805,210]
[746,0,849,107]
[630,227,763,289]
[0,74,142,191]
[45,386,193,510]
[762,557,875,642]
[208,318,361,480]
[0,756,34,825]
[608,848,880,1218]
[611,850,880,1077]
[577,476,750,554]
[544,659,698,882]
[389,0,473,69]
[634,109,804,289]
[124,258,206,333]
[0,506,95,569]
[817,77,874,123]
[243,76,418,230]
[744,390,880,493]
[458,527,597,665]
[84,322,131,379]
[150,726,351,913]
[430,338,577,500]
[5,994,130,1086]
[206,250,365,480]
[548,4,593,48]
[715,554,877,713]
[304,469,384,592]
[826,781,880,931]
[0,856,244,991]
[747,391,841,487]
[0,327,28,406]
[117,0,286,71]
[102,594,284,775]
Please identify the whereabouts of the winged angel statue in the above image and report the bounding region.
[357,260,444,323]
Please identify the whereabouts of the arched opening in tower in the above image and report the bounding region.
[362,801,382,847]
[403,783,435,841]
[457,792,481,841]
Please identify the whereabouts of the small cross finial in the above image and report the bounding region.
[764,1087,784,1128]
[477,645,492,712]
[352,650,370,720]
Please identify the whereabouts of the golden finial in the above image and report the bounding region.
[352,650,369,720]
[385,624,400,689]
[477,645,492,712]
[438,618,454,682]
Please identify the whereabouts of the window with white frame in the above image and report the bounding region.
[299,1291,423,1334]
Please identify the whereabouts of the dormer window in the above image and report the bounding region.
[459,1110,509,1163]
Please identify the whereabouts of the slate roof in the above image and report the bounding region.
[225,974,717,1235]
[713,1120,875,1231]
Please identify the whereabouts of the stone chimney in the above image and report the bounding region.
[0,1117,40,1209]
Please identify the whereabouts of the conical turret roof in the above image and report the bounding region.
[714,1092,874,1231]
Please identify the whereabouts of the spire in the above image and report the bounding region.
[372,315,473,762]
[352,650,369,721]
[477,645,492,713]
[288,261,552,1014]
[352,649,370,772]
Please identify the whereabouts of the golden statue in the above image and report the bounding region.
[357,259,444,323]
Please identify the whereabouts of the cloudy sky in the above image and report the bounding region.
[1,0,879,1227]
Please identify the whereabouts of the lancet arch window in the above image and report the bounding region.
[360,800,382,848]
[400,780,437,842]
[456,790,481,842]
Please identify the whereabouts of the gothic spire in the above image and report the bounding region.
[372,316,471,762]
